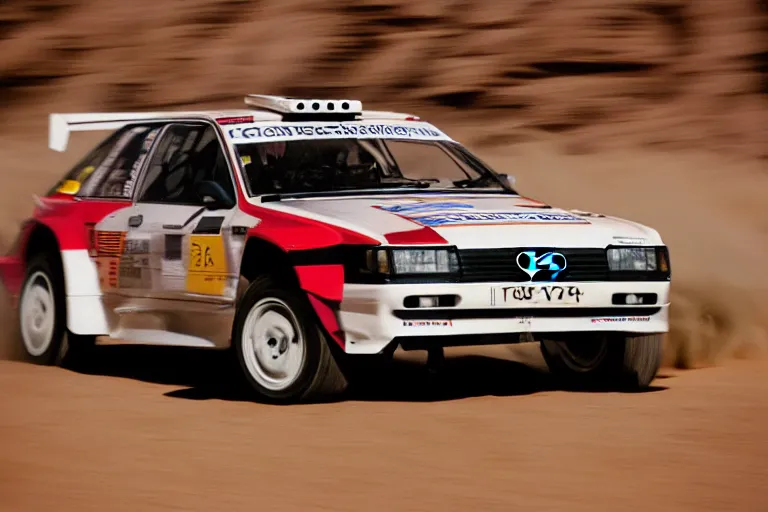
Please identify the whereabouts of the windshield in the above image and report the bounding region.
[235,138,514,197]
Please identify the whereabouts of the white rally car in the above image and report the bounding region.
[0,95,670,402]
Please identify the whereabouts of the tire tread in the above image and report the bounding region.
[621,334,663,390]
[541,333,663,391]
[302,328,348,400]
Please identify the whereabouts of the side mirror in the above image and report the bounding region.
[498,173,516,189]
[198,180,235,210]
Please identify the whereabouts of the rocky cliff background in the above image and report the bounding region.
[1,0,765,156]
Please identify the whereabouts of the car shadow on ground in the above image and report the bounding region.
[64,344,669,404]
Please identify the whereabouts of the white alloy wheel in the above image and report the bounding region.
[240,297,306,392]
[19,271,57,357]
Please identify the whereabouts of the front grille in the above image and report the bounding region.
[339,245,670,285]
[459,247,670,282]
[459,248,610,282]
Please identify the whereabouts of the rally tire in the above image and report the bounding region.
[232,275,347,403]
[541,333,662,391]
[18,254,68,365]
[18,253,96,368]
[619,334,663,390]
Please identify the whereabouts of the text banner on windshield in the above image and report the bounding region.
[226,121,454,144]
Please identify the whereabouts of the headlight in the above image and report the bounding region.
[607,247,658,271]
[366,248,460,275]
[392,248,459,274]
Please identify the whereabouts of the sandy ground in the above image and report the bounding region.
[1,345,767,512]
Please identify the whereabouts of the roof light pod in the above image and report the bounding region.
[244,94,363,116]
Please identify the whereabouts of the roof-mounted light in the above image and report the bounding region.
[244,94,363,116]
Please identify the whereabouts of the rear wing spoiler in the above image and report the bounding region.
[48,112,209,152]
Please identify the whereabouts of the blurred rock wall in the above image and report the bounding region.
[0,0,765,156]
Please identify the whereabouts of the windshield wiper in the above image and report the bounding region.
[261,182,431,201]
[396,177,440,183]
[378,179,433,188]
[453,175,512,191]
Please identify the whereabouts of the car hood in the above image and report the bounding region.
[255,193,663,249]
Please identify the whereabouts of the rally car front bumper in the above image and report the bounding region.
[338,281,670,354]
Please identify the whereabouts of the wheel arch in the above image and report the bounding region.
[239,234,347,349]
[235,204,382,352]
[0,220,54,298]
[239,236,300,288]
[24,221,63,267]
[20,219,108,336]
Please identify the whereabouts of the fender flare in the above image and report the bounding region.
[20,218,109,336]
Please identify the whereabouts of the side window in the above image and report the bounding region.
[137,124,235,206]
[50,132,120,196]
[59,125,162,199]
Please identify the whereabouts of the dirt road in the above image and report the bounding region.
[1,1,766,510]
[1,344,766,512]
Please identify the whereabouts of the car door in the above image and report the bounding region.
[73,124,164,322]
[105,122,243,347]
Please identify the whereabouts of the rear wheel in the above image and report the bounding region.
[18,254,95,367]
[232,275,347,403]
[541,333,662,390]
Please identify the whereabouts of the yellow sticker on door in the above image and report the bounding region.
[186,235,228,295]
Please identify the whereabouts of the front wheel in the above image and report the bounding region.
[232,276,347,403]
[540,333,662,391]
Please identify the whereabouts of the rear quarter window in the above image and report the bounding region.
[52,125,162,199]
